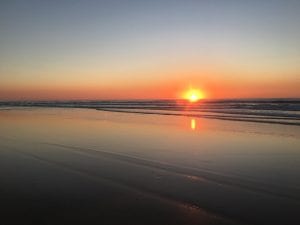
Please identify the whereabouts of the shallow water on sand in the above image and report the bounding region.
[0,108,299,225]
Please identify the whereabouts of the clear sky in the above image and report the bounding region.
[1,0,299,100]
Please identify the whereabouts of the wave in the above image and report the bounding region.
[1,99,300,126]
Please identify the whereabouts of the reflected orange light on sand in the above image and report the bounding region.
[191,118,196,130]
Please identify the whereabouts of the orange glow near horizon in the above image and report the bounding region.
[1,79,300,101]
[183,88,205,102]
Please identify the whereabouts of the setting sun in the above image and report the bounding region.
[183,88,204,102]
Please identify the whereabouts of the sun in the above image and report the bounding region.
[189,93,199,102]
[183,88,204,102]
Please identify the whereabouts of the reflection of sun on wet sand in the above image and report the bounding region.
[191,118,196,130]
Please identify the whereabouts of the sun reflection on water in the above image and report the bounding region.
[191,118,196,130]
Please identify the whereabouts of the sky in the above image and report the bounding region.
[1,0,300,100]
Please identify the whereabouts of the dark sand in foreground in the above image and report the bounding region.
[0,108,299,225]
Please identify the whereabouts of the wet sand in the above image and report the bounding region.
[0,108,299,225]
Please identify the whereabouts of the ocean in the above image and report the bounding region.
[1,98,300,126]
